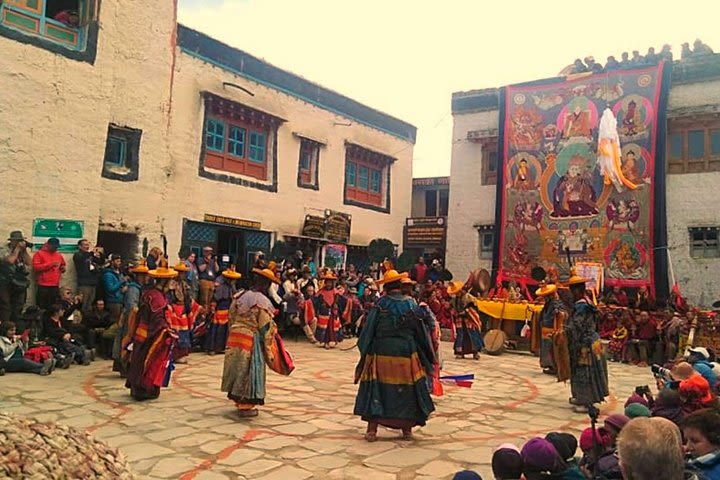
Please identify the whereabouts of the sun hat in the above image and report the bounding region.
[252,267,280,284]
[377,269,409,285]
[535,282,558,297]
[129,261,149,274]
[222,267,242,280]
[447,280,465,296]
[173,262,189,272]
[148,259,178,279]
[321,271,338,281]
[7,231,27,242]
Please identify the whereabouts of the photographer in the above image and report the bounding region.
[0,231,32,324]
[73,239,105,314]
[196,246,219,309]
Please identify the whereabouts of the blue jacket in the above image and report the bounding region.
[693,361,718,388]
[687,450,720,480]
[103,269,126,305]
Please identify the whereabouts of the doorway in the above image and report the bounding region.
[217,229,245,272]
[96,231,139,262]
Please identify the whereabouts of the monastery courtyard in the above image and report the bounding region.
[2,342,653,480]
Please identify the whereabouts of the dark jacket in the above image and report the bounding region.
[73,250,103,287]
[44,317,68,341]
[85,309,112,329]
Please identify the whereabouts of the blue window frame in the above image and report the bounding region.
[358,166,369,190]
[688,130,705,159]
[205,119,225,152]
[370,169,381,193]
[346,162,356,187]
[228,126,246,157]
[0,0,90,52]
[248,131,266,163]
[669,133,682,159]
[104,136,126,166]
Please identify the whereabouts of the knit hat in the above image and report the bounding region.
[624,393,649,408]
[579,427,607,452]
[452,471,482,480]
[603,414,630,434]
[492,448,523,480]
[625,403,651,419]
[521,437,565,473]
[545,432,577,461]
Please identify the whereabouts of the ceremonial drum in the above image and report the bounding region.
[484,329,507,355]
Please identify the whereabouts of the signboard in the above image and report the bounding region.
[32,218,84,253]
[301,215,326,239]
[575,261,604,295]
[322,243,347,269]
[204,213,261,230]
[324,210,352,243]
[404,217,446,248]
[412,177,450,187]
[300,210,352,243]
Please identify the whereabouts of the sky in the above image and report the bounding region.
[177,0,720,178]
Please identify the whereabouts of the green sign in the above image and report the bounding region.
[32,219,84,253]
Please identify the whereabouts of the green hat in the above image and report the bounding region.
[624,403,651,419]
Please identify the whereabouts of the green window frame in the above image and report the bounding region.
[248,131,266,164]
[345,161,356,187]
[370,169,381,193]
[358,165,369,190]
[205,118,225,152]
[228,126,246,157]
[104,135,126,167]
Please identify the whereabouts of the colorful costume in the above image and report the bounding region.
[354,293,435,431]
[448,283,484,358]
[417,302,443,396]
[565,299,609,405]
[312,289,351,346]
[205,271,239,353]
[125,287,175,401]
[538,285,567,373]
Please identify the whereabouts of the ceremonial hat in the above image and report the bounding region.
[148,259,178,279]
[447,280,464,296]
[173,261,189,272]
[535,282,557,297]
[566,267,589,286]
[252,267,280,284]
[377,269,408,285]
[401,277,416,285]
[222,267,242,280]
[129,260,149,274]
[320,271,338,281]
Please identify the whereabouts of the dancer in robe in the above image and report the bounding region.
[536,282,567,375]
[125,260,177,401]
[205,267,241,354]
[168,262,202,364]
[565,270,609,412]
[447,281,484,359]
[312,271,351,349]
[354,269,435,441]
[221,267,292,418]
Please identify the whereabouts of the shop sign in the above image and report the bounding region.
[412,177,450,187]
[324,210,352,243]
[404,217,446,248]
[31,218,84,253]
[301,215,326,239]
[204,214,261,230]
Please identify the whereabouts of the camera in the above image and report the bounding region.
[635,385,651,396]
[650,364,673,381]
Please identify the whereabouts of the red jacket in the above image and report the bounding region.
[32,243,66,287]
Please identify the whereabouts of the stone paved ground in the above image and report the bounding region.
[1,341,654,480]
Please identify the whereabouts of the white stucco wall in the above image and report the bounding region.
[0,0,177,291]
[445,109,498,277]
[0,0,413,295]
[164,53,413,252]
[665,78,720,305]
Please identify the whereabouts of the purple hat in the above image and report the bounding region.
[604,414,630,433]
[521,438,565,473]
[624,393,649,408]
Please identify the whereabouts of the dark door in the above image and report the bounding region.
[96,231,139,262]
[217,229,244,270]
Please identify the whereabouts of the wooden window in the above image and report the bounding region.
[370,169,381,193]
[0,0,96,52]
[481,138,499,185]
[102,124,141,182]
[689,227,720,259]
[425,190,437,217]
[297,138,320,189]
[667,116,720,174]
[345,162,356,187]
[203,115,269,181]
[344,143,393,211]
[477,226,494,259]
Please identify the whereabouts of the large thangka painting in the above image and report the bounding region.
[496,63,669,291]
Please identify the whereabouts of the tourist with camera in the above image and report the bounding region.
[197,246,219,309]
[73,239,105,315]
[0,231,32,324]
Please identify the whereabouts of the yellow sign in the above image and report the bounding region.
[204,214,261,230]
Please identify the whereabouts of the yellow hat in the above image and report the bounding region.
[148,259,178,279]
[222,267,242,280]
[447,280,465,296]
[321,271,338,281]
[173,261,189,272]
[252,267,280,284]
[377,269,409,285]
[401,277,416,285]
[535,283,558,297]
[129,260,149,274]
[566,267,589,286]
